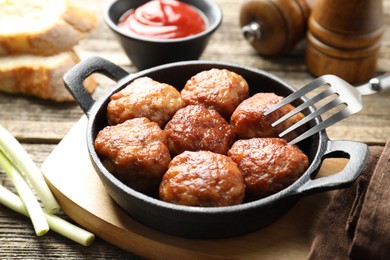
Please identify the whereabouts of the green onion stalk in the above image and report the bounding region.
[0,184,95,246]
[0,150,49,236]
[0,124,95,245]
[0,125,60,213]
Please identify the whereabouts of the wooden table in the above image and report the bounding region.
[0,0,389,259]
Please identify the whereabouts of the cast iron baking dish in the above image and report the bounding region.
[63,57,368,239]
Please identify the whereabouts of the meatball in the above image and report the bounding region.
[159,151,245,207]
[181,68,249,119]
[228,138,309,200]
[230,93,305,140]
[94,117,171,195]
[107,77,185,127]
[164,105,236,156]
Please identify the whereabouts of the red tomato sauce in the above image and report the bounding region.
[118,0,206,39]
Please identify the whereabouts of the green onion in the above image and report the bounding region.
[0,125,60,213]
[0,184,95,246]
[0,150,49,236]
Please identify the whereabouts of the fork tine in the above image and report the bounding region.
[279,96,345,138]
[265,74,363,144]
[271,86,336,127]
[264,75,332,116]
[288,107,356,144]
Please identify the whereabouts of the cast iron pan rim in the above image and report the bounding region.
[103,0,223,43]
[86,60,326,214]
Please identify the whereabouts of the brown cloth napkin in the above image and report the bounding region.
[308,138,390,260]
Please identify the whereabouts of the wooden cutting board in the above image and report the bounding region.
[41,116,348,259]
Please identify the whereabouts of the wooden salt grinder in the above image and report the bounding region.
[306,0,385,84]
[240,0,316,56]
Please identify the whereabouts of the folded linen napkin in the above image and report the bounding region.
[308,138,390,260]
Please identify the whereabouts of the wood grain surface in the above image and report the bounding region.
[0,0,389,259]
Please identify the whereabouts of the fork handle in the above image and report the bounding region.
[295,140,369,195]
[369,72,390,92]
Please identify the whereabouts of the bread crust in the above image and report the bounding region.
[0,51,96,102]
[0,0,96,56]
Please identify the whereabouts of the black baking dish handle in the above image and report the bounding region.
[63,56,129,116]
[294,139,368,196]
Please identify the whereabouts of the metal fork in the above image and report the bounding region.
[265,73,390,144]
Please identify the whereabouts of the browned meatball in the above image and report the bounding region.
[164,105,236,156]
[231,93,305,140]
[159,151,245,207]
[107,77,185,127]
[94,117,171,195]
[228,138,309,200]
[181,69,249,119]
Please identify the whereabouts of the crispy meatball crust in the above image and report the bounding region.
[230,93,304,139]
[107,77,185,127]
[94,117,171,195]
[159,151,245,207]
[228,138,309,200]
[181,68,249,119]
[164,105,236,156]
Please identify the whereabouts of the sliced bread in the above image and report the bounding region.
[0,0,97,56]
[0,51,96,102]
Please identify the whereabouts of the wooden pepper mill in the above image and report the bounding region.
[305,0,385,84]
[240,0,316,56]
